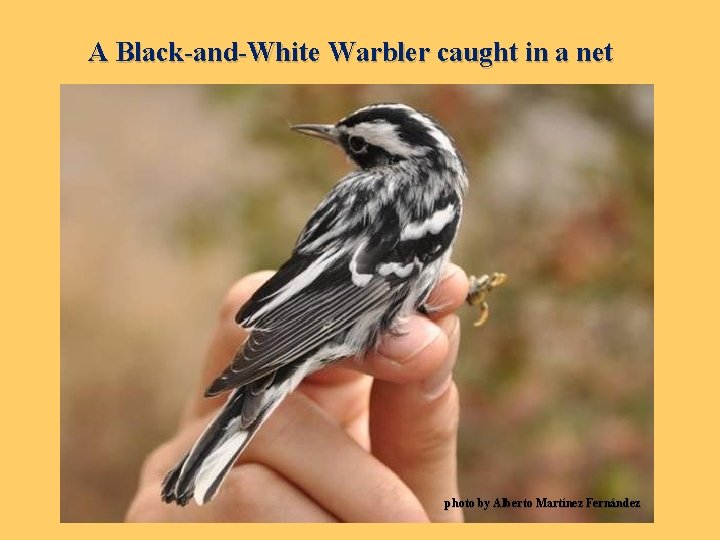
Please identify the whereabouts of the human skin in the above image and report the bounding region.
[125,263,469,522]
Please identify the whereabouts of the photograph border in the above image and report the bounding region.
[2,0,713,536]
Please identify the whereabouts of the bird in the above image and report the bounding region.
[161,102,469,507]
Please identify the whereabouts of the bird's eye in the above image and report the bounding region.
[348,135,368,154]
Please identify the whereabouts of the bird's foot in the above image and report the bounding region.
[466,272,507,327]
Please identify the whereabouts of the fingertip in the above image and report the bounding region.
[190,271,276,422]
[361,315,449,383]
[424,264,469,319]
[420,314,460,400]
[378,316,443,361]
[219,270,276,321]
[441,262,463,281]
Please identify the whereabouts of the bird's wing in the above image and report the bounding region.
[206,170,461,395]
[206,249,406,395]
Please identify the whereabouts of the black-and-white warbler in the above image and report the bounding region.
[161,103,468,506]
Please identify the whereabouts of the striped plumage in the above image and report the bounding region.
[161,103,468,506]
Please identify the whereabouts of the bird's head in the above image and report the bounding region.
[291,103,462,170]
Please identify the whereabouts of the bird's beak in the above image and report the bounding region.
[290,124,339,144]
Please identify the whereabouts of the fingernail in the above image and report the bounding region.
[421,317,460,399]
[425,264,464,309]
[379,316,442,365]
[439,263,461,283]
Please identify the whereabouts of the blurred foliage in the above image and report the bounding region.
[61,85,653,522]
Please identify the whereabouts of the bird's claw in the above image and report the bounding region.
[466,272,507,327]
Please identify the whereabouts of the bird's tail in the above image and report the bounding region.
[161,386,285,506]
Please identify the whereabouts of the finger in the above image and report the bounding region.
[185,264,466,421]
[306,262,466,386]
[137,414,338,522]
[302,311,450,445]
[128,463,337,522]
[423,263,469,320]
[335,314,450,384]
[301,313,451,445]
[215,464,339,522]
[145,393,429,522]
[184,271,275,422]
[325,263,466,384]
[242,392,429,522]
[299,370,373,447]
[369,314,463,522]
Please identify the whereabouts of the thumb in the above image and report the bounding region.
[368,314,463,522]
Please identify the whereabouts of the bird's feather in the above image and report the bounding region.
[207,167,461,397]
[161,103,468,507]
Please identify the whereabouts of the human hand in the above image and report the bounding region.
[126,263,469,522]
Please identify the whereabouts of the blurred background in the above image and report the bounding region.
[61,85,653,522]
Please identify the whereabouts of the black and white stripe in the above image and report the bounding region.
[161,102,468,507]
